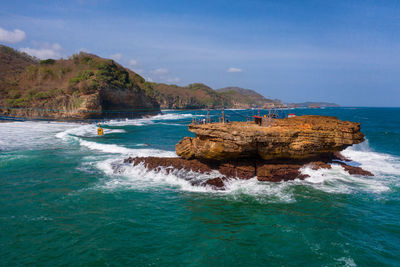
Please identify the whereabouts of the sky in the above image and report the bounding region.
[0,0,399,106]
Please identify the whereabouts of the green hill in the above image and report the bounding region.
[0,45,159,120]
[216,86,279,108]
[140,82,229,109]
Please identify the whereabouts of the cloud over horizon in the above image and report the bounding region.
[110,53,122,61]
[0,27,26,43]
[20,42,62,59]
[129,59,138,66]
[227,67,243,73]
[151,68,169,75]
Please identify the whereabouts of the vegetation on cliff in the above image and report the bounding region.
[141,82,230,109]
[216,87,280,109]
[141,83,282,109]
[0,45,159,119]
[0,44,281,117]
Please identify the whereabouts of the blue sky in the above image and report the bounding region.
[0,0,399,106]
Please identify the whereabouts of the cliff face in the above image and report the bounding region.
[176,115,364,160]
[0,46,159,120]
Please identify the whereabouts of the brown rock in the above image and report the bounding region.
[202,177,226,189]
[176,115,364,161]
[340,163,373,176]
[218,160,256,179]
[256,163,309,182]
[333,152,352,162]
[308,161,332,170]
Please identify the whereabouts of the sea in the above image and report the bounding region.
[1,107,399,266]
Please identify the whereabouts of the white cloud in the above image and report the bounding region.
[166,77,181,83]
[110,53,122,61]
[0,27,26,43]
[148,68,181,84]
[129,59,138,66]
[151,68,169,75]
[19,42,62,59]
[131,68,144,75]
[227,67,243,73]
[78,47,90,53]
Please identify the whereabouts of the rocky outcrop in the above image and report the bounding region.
[118,115,372,190]
[122,154,373,190]
[176,116,364,160]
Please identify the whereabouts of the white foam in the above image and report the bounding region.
[95,158,295,202]
[97,159,216,193]
[55,124,125,140]
[94,140,400,200]
[299,164,390,194]
[297,141,400,194]
[105,113,195,126]
[342,143,400,176]
[0,121,80,151]
[336,257,357,267]
[78,139,176,157]
[53,122,175,157]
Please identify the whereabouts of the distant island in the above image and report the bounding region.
[289,102,340,108]
[0,44,338,120]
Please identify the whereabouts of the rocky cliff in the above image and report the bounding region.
[176,115,364,160]
[0,46,159,120]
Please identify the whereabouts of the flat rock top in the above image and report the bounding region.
[189,115,361,136]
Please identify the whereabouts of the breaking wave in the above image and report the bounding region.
[55,124,125,140]
[55,123,176,157]
[298,141,400,194]
[0,121,79,151]
[95,159,295,202]
[78,139,176,157]
[94,140,400,201]
[104,113,195,126]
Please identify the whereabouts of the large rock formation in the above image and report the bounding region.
[120,115,372,190]
[176,115,364,160]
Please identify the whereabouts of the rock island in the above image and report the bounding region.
[122,115,373,189]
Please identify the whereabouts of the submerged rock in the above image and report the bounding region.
[176,115,364,161]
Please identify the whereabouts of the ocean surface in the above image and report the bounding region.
[1,107,400,266]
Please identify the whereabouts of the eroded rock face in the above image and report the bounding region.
[176,115,364,161]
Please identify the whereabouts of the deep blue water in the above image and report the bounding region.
[1,108,400,266]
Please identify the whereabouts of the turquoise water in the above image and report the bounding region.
[1,108,400,266]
